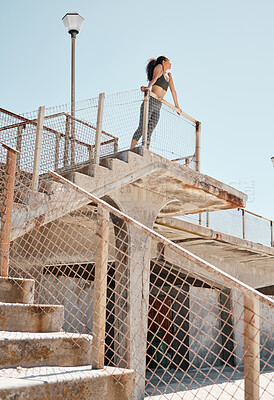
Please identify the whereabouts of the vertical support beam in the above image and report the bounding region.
[206,211,210,228]
[142,91,150,148]
[54,134,60,171]
[92,206,109,369]
[0,145,19,277]
[270,221,273,247]
[114,137,118,154]
[16,124,24,175]
[31,106,45,191]
[185,157,189,168]
[195,121,201,172]
[94,93,105,165]
[242,209,246,239]
[199,213,202,226]
[244,295,260,400]
[64,115,70,166]
[70,35,76,165]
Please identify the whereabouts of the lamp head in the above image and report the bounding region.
[62,13,84,36]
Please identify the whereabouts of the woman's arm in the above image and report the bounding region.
[141,64,162,92]
[168,73,182,114]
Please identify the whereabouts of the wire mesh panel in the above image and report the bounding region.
[2,167,272,400]
[180,209,274,248]
[102,90,197,169]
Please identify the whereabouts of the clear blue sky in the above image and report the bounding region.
[1,0,274,219]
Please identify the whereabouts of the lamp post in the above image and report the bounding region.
[62,12,84,163]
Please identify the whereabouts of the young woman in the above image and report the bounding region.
[131,56,182,149]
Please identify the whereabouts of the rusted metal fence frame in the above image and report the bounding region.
[0,144,19,277]
[49,169,274,400]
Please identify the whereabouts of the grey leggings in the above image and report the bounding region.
[132,97,162,143]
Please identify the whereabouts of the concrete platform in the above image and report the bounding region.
[68,149,247,216]
[0,277,34,304]
[0,331,93,368]
[0,303,64,332]
[154,216,274,290]
[0,365,135,400]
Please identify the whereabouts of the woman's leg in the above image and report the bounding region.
[147,100,161,148]
[131,102,144,148]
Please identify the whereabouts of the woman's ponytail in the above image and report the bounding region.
[146,56,167,81]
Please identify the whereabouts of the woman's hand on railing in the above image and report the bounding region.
[176,107,182,116]
[140,86,149,93]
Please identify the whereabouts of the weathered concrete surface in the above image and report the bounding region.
[68,148,247,216]
[0,277,34,304]
[0,365,135,400]
[0,303,64,332]
[154,217,274,289]
[10,182,90,242]
[0,331,92,368]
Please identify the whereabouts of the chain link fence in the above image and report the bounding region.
[180,209,274,248]
[0,159,272,399]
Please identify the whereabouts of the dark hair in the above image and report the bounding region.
[146,56,167,81]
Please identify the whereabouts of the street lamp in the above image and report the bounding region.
[62,12,84,164]
[62,12,84,118]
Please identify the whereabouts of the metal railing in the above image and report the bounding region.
[180,208,274,248]
[0,143,272,399]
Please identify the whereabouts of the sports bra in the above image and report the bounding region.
[153,73,170,91]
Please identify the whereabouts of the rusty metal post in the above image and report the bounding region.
[185,157,189,168]
[270,221,273,247]
[114,137,118,153]
[94,93,105,165]
[0,144,19,277]
[31,106,45,191]
[199,213,202,225]
[206,211,209,228]
[64,115,70,167]
[55,134,60,171]
[242,209,246,239]
[195,121,201,172]
[16,124,25,175]
[142,91,150,148]
[244,295,260,400]
[92,205,109,369]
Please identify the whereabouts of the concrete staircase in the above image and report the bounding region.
[65,147,246,215]
[0,276,134,400]
[9,179,90,242]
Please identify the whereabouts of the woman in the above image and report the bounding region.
[131,56,182,149]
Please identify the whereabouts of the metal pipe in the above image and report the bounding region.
[94,93,105,165]
[195,121,201,172]
[142,91,150,148]
[0,144,19,277]
[31,106,45,191]
[92,206,109,368]
[70,35,76,164]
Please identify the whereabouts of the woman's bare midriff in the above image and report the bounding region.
[151,85,167,99]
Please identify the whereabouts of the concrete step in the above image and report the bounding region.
[0,331,92,368]
[0,303,64,332]
[0,277,34,304]
[0,365,134,400]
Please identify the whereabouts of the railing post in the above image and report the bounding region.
[142,91,150,148]
[92,205,109,369]
[195,121,201,172]
[242,209,246,239]
[206,211,209,228]
[94,93,105,165]
[55,134,60,171]
[64,115,70,167]
[31,106,45,191]
[0,144,19,277]
[270,221,273,247]
[244,295,260,400]
[114,137,119,153]
[16,124,25,175]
